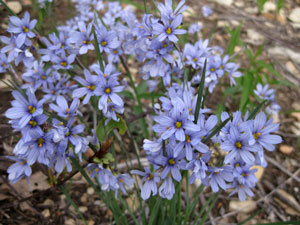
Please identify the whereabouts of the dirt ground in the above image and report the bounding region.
[0,0,300,224]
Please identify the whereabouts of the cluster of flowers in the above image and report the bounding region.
[1,0,281,200]
[137,85,282,200]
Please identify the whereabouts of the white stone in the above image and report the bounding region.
[289,8,300,23]
[246,29,265,45]
[209,0,233,6]
[42,209,50,218]
[262,2,276,13]
[229,200,257,213]
[87,187,94,195]
[268,47,300,64]
[245,7,258,14]
[7,1,22,14]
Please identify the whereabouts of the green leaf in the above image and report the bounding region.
[96,116,127,142]
[120,90,134,99]
[255,222,300,225]
[257,0,268,12]
[93,30,105,72]
[203,118,231,143]
[276,0,284,12]
[198,192,220,225]
[226,25,241,55]
[149,198,162,225]
[139,92,164,99]
[239,71,254,113]
[237,208,264,225]
[118,0,144,10]
[0,0,16,16]
[137,80,148,95]
[194,59,207,123]
[247,100,268,120]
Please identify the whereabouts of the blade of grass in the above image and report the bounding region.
[61,185,88,225]
[198,192,220,225]
[148,197,162,225]
[120,56,149,138]
[192,192,217,225]
[239,71,254,114]
[247,100,268,120]
[226,25,241,55]
[194,59,207,123]
[255,222,300,225]
[203,117,231,143]
[237,208,264,225]
[183,184,205,225]
[0,0,16,16]
[119,195,139,225]
[93,30,105,72]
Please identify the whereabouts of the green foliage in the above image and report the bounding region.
[257,0,268,12]
[226,25,241,56]
[239,71,254,114]
[96,115,127,142]
[276,0,284,12]
[194,59,207,123]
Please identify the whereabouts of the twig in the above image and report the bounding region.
[265,155,300,183]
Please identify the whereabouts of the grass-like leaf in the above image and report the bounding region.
[255,222,300,225]
[226,25,241,56]
[198,192,220,225]
[237,208,264,225]
[194,59,207,123]
[148,198,162,225]
[61,185,88,225]
[239,71,254,114]
[247,100,268,120]
[93,30,105,72]
[0,0,16,16]
[203,117,231,143]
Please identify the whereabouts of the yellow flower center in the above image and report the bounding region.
[119,178,123,183]
[28,105,36,114]
[66,131,71,137]
[88,85,96,91]
[235,141,242,149]
[113,50,118,54]
[163,43,167,48]
[61,44,65,49]
[253,132,261,140]
[105,87,111,94]
[175,121,182,128]
[235,163,240,167]
[82,40,91,45]
[192,58,197,62]
[60,61,67,67]
[242,173,249,177]
[101,41,107,46]
[37,138,44,148]
[66,108,70,113]
[1,63,6,68]
[166,27,172,34]
[210,68,215,72]
[41,75,47,80]
[22,26,29,33]
[186,135,191,143]
[147,173,154,180]
[220,65,224,69]
[168,158,176,165]
[29,120,37,127]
